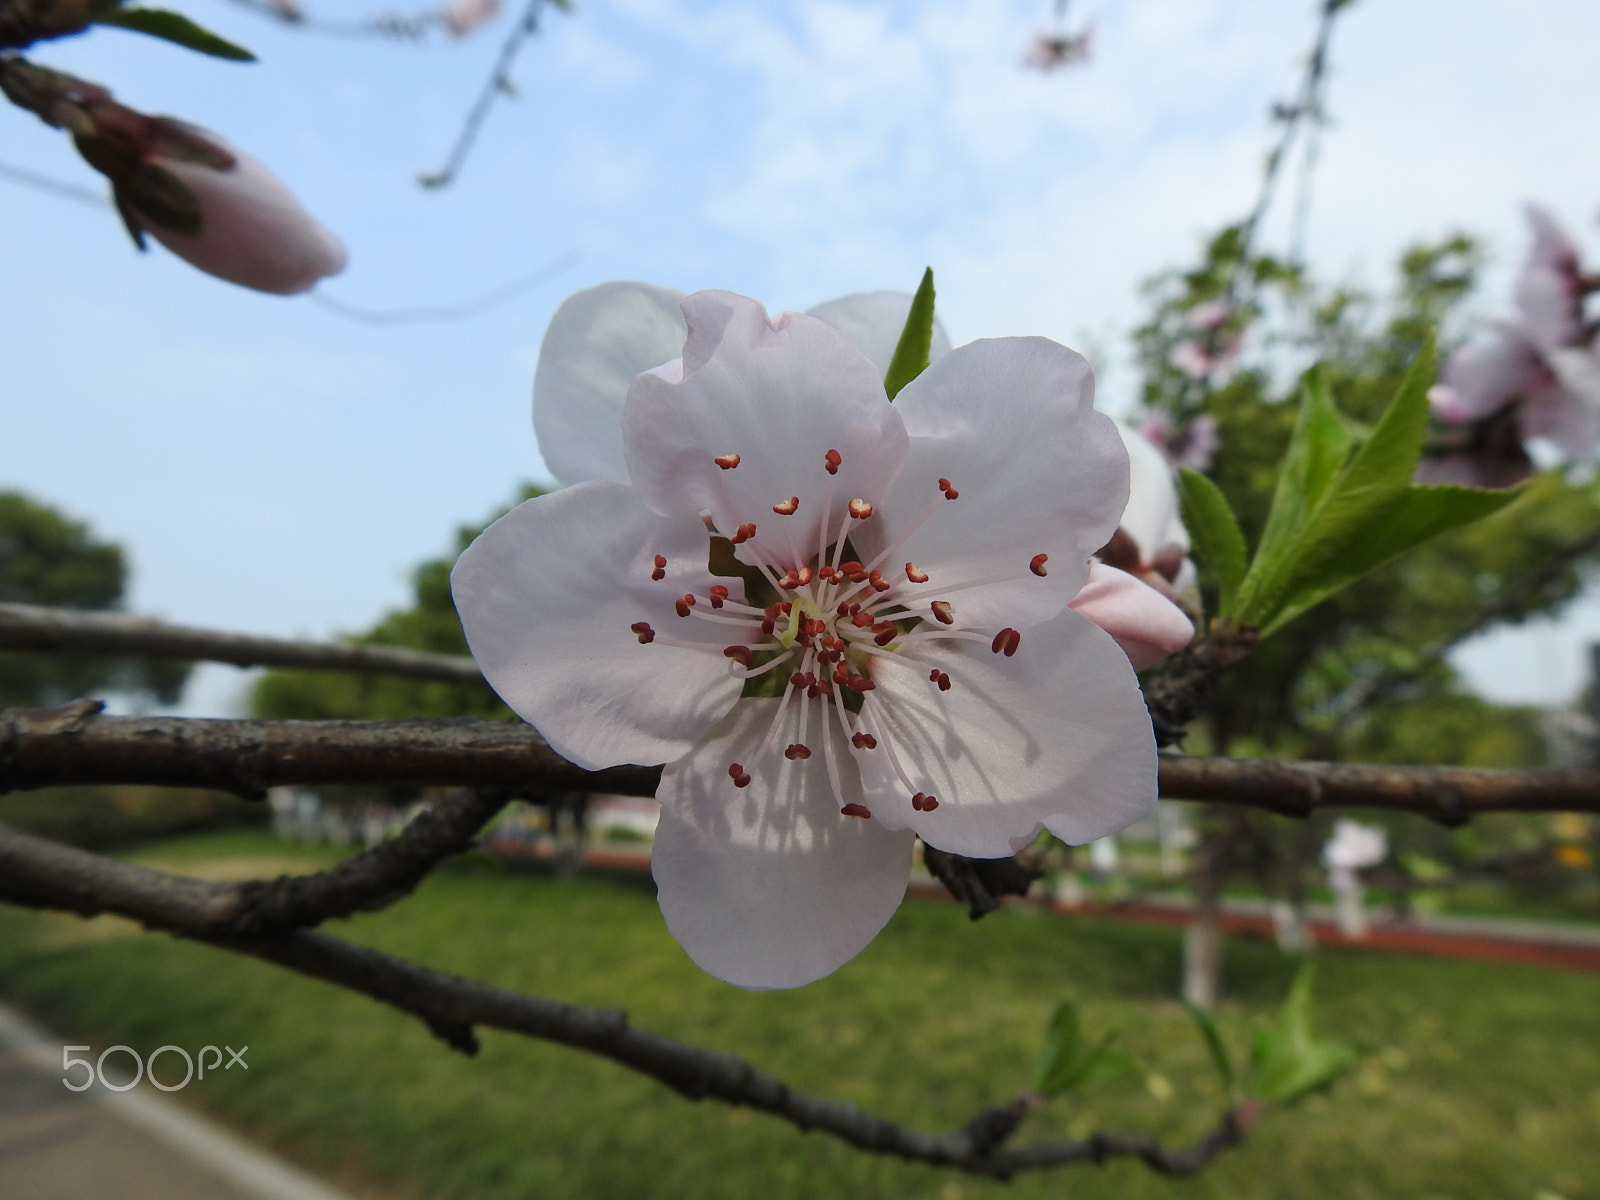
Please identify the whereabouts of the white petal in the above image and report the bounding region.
[1068,563,1195,670]
[1117,423,1190,560]
[533,282,687,486]
[652,700,915,989]
[1439,325,1540,419]
[451,481,743,770]
[624,291,909,566]
[858,337,1124,629]
[855,607,1156,857]
[806,290,954,377]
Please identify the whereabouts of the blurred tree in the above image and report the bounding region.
[0,491,190,707]
[250,485,542,720]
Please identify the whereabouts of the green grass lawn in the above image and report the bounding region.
[1,830,1597,1200]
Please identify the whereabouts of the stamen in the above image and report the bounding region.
[731,523,757,544]
[709,585,730,609]
[824,448,842,475]
[728,763,752,788]
[790,670,815,690]
[929,668,951,691]
[773,496,800,515]
[723,645,754,669]
[1030,553,1049,577]
[872,621,898,647]
[784,743,811,760]
[674,595,696,618]
[630,622,656,644]
[651,554,667,582]
[845,674,876,692]
[991,627,1022,656]
[840,803,872,819]
[930,601,954,624]
[911,793,940,812]
[714,454,741,470]
[797,565,813,586]
[848,499,873,520]
[904,562,929,583]
[937,477,960,500]
[851,732,877,750]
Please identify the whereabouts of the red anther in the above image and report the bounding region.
[760,617,777,635]
[818,649,841,664]
[708,585,729,609]
[778,602,793,614]
[776,571,799,590]
[921,795,940,811]
[911,792,927,811]
[851,732,878,750]
[807,680,830,698]
[871,576,892,593]
[833,663,851,685]
[1030,553,1049,577]
[839,560,865,578]
[836,601,850,615]
[630,622,656,644]
[933,671,952,691]
[848,498,873,520]
[825,636,846,652]
[790,670,815,689]
[674,597,693,618]
[806,617,828,636]
[784,743,812,760]
[930,600,954,625]
[943,485,959,500]
[773,496,800,515]
[937,478,952,492]
[847,674,876,692]
[728,762,752,788]
[904,562,929,583]
[873,622,898,647]
[824,448,842,475]
[714,453,741,470]
[991,627,1022,656]
[723,645,753,669]
[731,523,757,544]
[840,803,872,819]
[651,554,668,582]
[851,612,875,628]
[847,603,862,616]
[797,565,813,586]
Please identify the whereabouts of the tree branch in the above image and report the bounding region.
[0,817,1249,1179]
[2,705,1595,821]
[0,602,486,685]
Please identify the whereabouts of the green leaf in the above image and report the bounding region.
[94,8,256,61]
[883,267,936,400]
[1259,482,1522,636]
[1183,1001,1235,1092]
[1177,469,1249,616]
[1249,966,1357,1106]
[1249,367,1356,577]
[1031,1001,1134,1097]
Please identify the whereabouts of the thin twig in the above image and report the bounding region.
[2,705,1596,820]
[0,602,486,686]
[0,818,1250,1179]
[419,0,553,188]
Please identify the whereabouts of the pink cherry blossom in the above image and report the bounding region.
[456,289,1163,988]
[440,0,499,37]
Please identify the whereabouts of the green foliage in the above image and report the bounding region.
[1177,469,1248,614]
[882,267,936,400]
[1247,967,1357,1105]
[1031,999,1134,1097]
[251,486,542,720]
[0,491,189,707]
[1184,1001,1236,1094]
[92,6,256,60]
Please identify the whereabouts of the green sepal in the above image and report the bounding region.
[1177,468,1248,616]
[883,267,936,400]
[1031,1001,1135,1098]
[1248,966,1357,1106]
[94,7,257,61]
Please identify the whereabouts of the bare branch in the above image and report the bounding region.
[0,602,486,685]
[0,818,1249,1179]
[2,705,1596,820]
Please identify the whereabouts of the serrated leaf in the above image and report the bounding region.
[1032,1002,1133,1097]
[1177,469,1249,616]
[94,7,256,61]
[883,267,935,400]
[1259,482,1522,636]
[1184,1001,1235,1091]
[1249,966,1357,1106]
[1249,368,1355,577]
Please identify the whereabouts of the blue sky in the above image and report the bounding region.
[4,0,1600,714]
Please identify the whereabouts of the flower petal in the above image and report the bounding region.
[624,291,909,565]
[1437,325,1541,420]
[857,337,1124,629]
[806,290,954,377]
[533,281,688,486]
[451,480,743,770]
[856,607,1157,856]
[653,700,915,989]
[1069,563,1195,670]
[1117,422,1191,562]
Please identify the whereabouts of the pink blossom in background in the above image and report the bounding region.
[456,285,1173,987]
[1022,27,1093,71]
[1169,301,1245,382]
[440,0,499,37]
[1138,411,1219,472]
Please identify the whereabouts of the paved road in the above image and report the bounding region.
[0,1005,355,1200]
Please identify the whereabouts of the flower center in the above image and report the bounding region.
[632,448,1046,822]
